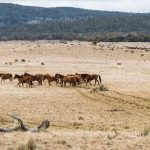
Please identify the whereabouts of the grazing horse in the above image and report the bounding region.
[0,73,13,83]
[43,74,56,85]
[54,73,64,85]
[14,74,33,87]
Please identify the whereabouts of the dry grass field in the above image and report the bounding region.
[0,40,150,150]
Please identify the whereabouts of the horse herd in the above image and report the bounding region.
[0,72,102,87]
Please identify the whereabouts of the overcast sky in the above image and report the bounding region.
[0,0,150,13]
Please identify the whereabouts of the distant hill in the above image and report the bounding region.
[0,3,150,41]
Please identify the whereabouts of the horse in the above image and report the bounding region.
[67,74,82,85]
[0,73,13,83]
[60,75,79,87]
[14,74,33,87]
[54,73,64,85]
[76,73,101,85]
[43,74,56,85]
[24,72,42,85]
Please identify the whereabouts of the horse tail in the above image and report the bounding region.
[98,75,101,83]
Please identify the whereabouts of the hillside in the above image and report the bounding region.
[0,3,150,41]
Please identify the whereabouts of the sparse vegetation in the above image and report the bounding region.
[41,62,45,65]
[130,50,135,53]
[91,85,108,93]
[117,62,122,65]
[141,127,150,136]
[21,59,26,62]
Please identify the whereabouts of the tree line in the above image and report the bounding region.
[0,3,150,41]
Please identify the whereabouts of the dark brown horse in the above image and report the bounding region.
[54,73,64,85]
[0,73,13,83]
[43,74,56,85]
[24,72,42,85]
[14,74,33,87]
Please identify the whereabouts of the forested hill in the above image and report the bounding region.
[0,3,150,41]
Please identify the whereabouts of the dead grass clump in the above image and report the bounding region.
[91,85,108,93]
[130,50,135,53]
[78,116,84,120]
[0,117,6,125]
[141,127,150,136]
[73,122,83,127]
[58,139,67,145]
[107,130,118,140]
[117,62,122,65]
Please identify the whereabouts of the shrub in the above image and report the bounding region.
[21,59,26,62]
[41,62,45,65]
[141,127,150,136]
[117,62,122,65]
[91,85,108,93]
[130,50,135,53]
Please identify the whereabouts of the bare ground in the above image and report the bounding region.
[0,41,149,149]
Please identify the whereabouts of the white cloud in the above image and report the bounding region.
[0,0,150,13]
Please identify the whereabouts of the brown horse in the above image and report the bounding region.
[0,73,13,83]
[43,74,56,85]
[24,72,42,85]
[75,73,89,83]
[67,74,82,85]
[76,73,101,85]
[14,74,33,87]
[86,74,102,85]
[61,75,79,87]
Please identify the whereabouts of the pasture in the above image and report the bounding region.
[0,40,150,149]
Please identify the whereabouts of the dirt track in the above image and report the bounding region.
[0,41,149,149]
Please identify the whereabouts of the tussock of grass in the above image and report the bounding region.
[141,127,150,136]
[90,85,108,93]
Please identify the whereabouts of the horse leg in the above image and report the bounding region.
[98,79,100,85]
[48,80,51,86]
[94,79,97,86]
[18,82,21,87]
[64,81,66,87]
[90,81,92,85]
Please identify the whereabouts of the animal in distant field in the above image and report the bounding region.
[76,73,101,85]
[67,74,82,85]
[0,73,13,83]
[60,75,79,87]
[43,74,56,85]
[24,72,42,85]
[54,73,64,85]
[14,74,33,87]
